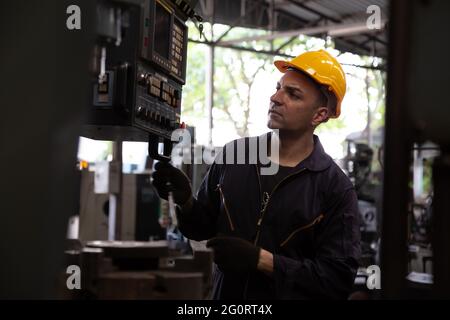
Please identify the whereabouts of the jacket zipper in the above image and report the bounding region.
[243,165,307,299]
[279,213,324,247]
[216,184,235,231]
[253,165,307,246]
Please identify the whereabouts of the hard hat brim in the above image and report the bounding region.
[274,60,298,73]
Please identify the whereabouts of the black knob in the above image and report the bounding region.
[144,108,150,120]
[136,106,144,118]
[138,73,148,86]
[148,111,154,122]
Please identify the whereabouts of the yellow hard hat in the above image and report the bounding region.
[274,49,346,118]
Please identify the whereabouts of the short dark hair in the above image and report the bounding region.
[319,86,337,117]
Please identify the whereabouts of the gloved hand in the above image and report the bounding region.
[206,236,261,273]
[152,161,192,206]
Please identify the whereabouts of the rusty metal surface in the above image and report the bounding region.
[151,271,204,299]
[97,272,157,300]
[161,249,214,298]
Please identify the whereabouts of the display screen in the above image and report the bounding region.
[154,2,171,59]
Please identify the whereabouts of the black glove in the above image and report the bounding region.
[206,236,261,273]
[152,161,192,206]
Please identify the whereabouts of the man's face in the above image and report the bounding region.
[267,70,327,132]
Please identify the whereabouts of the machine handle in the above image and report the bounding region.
[148,133,173,162]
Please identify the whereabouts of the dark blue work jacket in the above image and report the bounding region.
[178,134,361,299]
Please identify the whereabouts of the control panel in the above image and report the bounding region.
[84,0,196,142]
[134,63,181,136]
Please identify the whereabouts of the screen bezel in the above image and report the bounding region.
[142,0,188,84]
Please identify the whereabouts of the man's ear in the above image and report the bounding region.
[312,107,329,126]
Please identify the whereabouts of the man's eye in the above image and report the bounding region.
[288,91,300,99]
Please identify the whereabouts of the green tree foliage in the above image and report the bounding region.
[183,23,385,144]
[182,42,206,118]
[214,49,268,136]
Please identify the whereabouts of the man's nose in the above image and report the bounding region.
[270,90,283,106]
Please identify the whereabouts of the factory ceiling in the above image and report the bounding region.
[193,0,388,59]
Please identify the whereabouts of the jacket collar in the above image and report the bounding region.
[299,134,333,172]
[257,132,332,172]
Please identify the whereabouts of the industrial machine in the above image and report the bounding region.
[77,170,165,242]
[83,0,200,147]
[59,0,213,300]
[80,0,202,238]
[342,136,382,298]
[342,137,381,264]
[60,240,213,299]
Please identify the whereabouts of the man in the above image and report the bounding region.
[152,50,361,299]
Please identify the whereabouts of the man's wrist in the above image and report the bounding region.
[257,248,274,276]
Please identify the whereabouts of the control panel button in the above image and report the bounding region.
[161,82,169,93]
[151,77,161,88]
[150,85,160,97]
[147,82,152,95]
